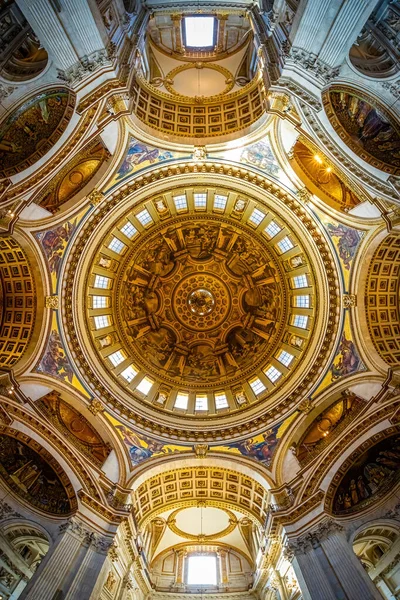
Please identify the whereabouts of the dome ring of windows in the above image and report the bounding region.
[62,172,340,442]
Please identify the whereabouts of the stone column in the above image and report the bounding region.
[19,517,114,600]
[15,0,78,70]
[317,0,378,67]
[218,550,228,584]
[175,550,185,586]
[287,520,382,600]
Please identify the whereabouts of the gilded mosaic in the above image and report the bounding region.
[0,432,76,514]
[0,88,75,177]
[323,87,400,175]
[118,216,285,387]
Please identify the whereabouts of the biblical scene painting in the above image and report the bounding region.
[107,136,184,188]
[107,414,188,466]
[35,208,87,290]
[313,312,364,396]
[0,87,75,177]
[0,433,75,514]
[213,411,298,467]
[324,88,400,174]
[107,411,297,468]
[333,433,400,515]
[35,313,88,396]
[212,134,295,191]
[314,208,363,287]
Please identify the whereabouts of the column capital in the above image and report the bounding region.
[286,519,344,557]
[58,518,114,554]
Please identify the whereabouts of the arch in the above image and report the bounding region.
[0,87,76,178]
[326,429,400,517]
[322,85,400,176]
[0,428,77,515]
[365,232,400,367]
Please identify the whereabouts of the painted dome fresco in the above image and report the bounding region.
[63,173,339,442]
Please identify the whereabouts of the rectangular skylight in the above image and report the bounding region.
[108,237,126,254]
[195,395,208,410]
[92,296,108,309]
[265,365,281,383]
[94,315,110,329]
[293,274,308,289]
[184,16,215,48]
[264,221,281,238]
[194,193,207,209]
[277,350,294,367]
[173,194,188,211]
[94,275,110,289]
[293,315,308,329]
[294,295,310,308]
[121,365,138,383]
[108,350,125,367]
[187,554,217,585]
[249,208,265,226]
[136,377,154,395]
[120,221,137,239]
[277,236,294,254]
[175,393,189,410]
[250,378,266,395]
[214,194,227,210]
[136,209,153,226]
[215,393,228,409]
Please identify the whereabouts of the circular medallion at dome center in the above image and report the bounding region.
[173,274,230,330]
[114,215,289,389]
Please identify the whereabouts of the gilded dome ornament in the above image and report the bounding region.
[62,167,340,441]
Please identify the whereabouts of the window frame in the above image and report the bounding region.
[182,16,217,51]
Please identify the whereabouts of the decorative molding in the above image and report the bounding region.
[45,296,59,309]
[0,83,17,101]
[287,47,340,83]
[59,517,114,553]
[0,498,21,520]
[342,294,356,309]
[286,519,344,556]
[57,49,112,86]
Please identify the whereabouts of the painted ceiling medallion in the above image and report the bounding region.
[116,214,286,388]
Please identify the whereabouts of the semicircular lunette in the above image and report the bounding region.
[328,432,400,517]
[322,86,400,175]
[0,87,75,178]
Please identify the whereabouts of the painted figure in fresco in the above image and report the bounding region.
[115,425,174,465]
[240,141,281,176]
[226,428,279,466]
[37,330,74,383]
[331,91,400,168]
[333,434,400,514]
[37,222,76,277]
[117,139,173,179]
[331,332,361,380]
[326,223,361,270]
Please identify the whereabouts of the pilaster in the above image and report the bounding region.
[19,517,114,600]
[287,520,382,600]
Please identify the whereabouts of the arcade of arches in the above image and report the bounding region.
[2,1,400,599]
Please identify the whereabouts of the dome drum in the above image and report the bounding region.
[62,168,340,442]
